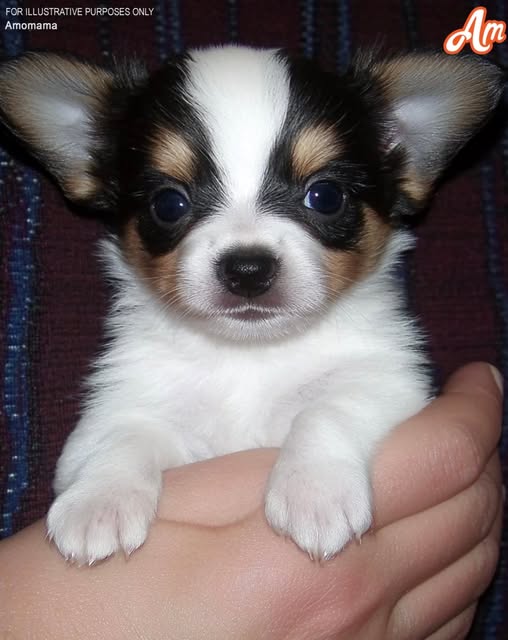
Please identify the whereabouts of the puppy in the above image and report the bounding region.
[0,46,502,564]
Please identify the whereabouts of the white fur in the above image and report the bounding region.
[173,211,330,341]
[47,229,430,563]
[187,46,290,202]
[46,47,431,564]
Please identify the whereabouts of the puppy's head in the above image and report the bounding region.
[0,47,502,341]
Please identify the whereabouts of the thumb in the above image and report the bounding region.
[372,361,503,528]
[443,361,503,398]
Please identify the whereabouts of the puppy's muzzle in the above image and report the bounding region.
[217,248,279,298]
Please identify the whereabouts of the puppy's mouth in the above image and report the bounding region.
[222,304,281,321]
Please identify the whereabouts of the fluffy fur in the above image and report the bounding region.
[0,46,502,564]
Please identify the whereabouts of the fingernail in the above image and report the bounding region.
[489,365,504,394]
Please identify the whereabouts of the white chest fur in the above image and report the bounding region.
[77,231,429,464]
[48,232,431,564]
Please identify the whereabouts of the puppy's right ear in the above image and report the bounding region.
[0,52,147,208]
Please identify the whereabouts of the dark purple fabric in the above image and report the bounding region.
[1,1,507,637]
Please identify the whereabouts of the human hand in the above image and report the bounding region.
[0,363,502,640]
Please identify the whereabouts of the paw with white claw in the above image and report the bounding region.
[46,479,160,565]
[264,459,373,560]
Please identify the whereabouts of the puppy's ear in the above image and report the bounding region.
[359,52,504,205]
[0,52,147,208]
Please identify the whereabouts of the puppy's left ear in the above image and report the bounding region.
[362,52,504,206]
[0,52,147,209]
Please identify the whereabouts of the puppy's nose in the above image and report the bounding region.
[218,249,279,297]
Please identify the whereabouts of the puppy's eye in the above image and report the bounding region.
[303,181,344,215]
[151,188,190,224]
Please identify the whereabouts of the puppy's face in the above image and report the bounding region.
[121,49,396,340]
[0,47,502,341]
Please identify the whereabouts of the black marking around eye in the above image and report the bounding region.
[258,54,406,249]
[116,54,225,256]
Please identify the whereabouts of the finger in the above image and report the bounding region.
[378,452,501,597]
[157,362,502,527]
[389,533,499,640]
[383,456,502,632]
[372,362,502,529]
[424,604,477,640]
[159,448,278,524]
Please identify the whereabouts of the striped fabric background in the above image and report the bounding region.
[0,1,506,636]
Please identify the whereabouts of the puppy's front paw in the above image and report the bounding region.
[46,479,159,565]
[264,459,372,560]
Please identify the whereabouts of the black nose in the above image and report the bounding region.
[217,249,279,298]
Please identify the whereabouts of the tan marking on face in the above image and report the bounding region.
[123,219,182,306]
[359,207,392,273]
[323,207,391,299]
[151,129,196,183]
[323,249,362,299]
[292,124,343,181]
